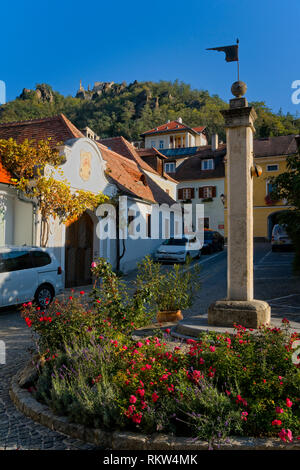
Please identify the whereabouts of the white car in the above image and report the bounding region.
[271,224,293,251]
[0,246,64,309]
[155,236,203,263]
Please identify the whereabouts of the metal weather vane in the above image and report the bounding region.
[206,39,240,80]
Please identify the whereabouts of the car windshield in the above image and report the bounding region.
[162,238,188,246]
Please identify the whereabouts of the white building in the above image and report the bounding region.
[0,114,180,286]
[141,118,207,150]
[175,140,226,235]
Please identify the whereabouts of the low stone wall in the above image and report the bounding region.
[10,369,300,450]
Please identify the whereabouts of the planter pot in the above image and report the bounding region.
[157,310,183,323]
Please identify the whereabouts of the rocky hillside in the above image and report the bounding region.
[0,80,299,143]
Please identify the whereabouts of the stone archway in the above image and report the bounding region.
[65,212,94,287]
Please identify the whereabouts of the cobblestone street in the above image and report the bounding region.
[0,311,98,450]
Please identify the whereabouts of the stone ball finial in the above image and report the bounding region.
[231,81,247,98]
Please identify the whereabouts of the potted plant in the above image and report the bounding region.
[136,256,201,323]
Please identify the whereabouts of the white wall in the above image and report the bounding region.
[144,170,177,200]
[177,178,225,234]
[0,186,34,246]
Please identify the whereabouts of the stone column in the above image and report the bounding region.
[208,81,271,328]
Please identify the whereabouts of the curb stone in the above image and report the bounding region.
[10,368,300,451]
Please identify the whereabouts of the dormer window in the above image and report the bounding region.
[165,162,175,173]
[201,159,214,170]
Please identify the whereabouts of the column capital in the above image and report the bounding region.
[221,105,257,131]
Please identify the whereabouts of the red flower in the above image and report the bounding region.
[279,429,293,442]
[276,407,284,414]
[132,413,142,424]
[286,398,293,408]
[209,346,216,352]
[165,328,171,334]
[152,392,159,403]
[129,395,137,404]
[136,388,145,398]
[272,420,282,426]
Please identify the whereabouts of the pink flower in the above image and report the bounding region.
[165,328,171,334]
[276,407,284,414]
[209,346,216,352]
[91,261,97,268]
[137,342,143,348]
[279,429,293,442]
[145,364,152,370]
[136,388,145,398]
[286,398,293,408]
[132,413,142,424]
[187,339,196,344]
[122,345,128,350]
[129,395,137,404]
[152,392,159,403]
[241,411,248,421]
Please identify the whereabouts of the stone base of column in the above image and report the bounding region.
[208,299,271,329]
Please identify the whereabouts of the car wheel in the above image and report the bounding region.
[34,284,54,309]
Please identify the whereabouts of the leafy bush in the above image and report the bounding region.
[24,303,300,443]
[136,256,201,312]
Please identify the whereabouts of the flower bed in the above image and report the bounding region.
[20,258,300,446]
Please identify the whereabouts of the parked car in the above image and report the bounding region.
[155,235,203,263]
[271,224,293,251]
[0,246,64,308]
[202,230,224,254]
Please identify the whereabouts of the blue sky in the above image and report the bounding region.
[1,0,299,114]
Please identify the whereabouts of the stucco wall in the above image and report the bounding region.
[177,179,225,234]
[144,170,177,200]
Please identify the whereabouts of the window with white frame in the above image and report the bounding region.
[151,140,156,147]
[203,187,213,198]
[201,159,214,170]
[159,140,164,149]
[267,164,278,172]
[165,162,175,173]
[182,188,192,199]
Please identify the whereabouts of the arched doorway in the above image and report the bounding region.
[267,210,289,241]
[65,212,94,287]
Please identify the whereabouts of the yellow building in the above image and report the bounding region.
[224,135,298,241]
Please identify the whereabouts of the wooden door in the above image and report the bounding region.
[65,212,93,287]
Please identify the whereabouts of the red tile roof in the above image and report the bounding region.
[0,161,13,184]
[137,147,168,159]
[99,136,177,183]
[0,114,83,146]
[0,114,175,204]
[141,120,206,136]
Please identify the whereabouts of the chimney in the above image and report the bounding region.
[211,134,218,151]
[177,117,182,123]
